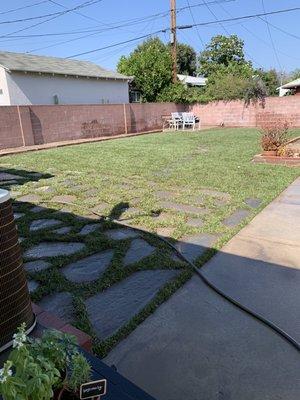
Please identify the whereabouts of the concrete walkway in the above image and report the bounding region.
[105,178,300,400]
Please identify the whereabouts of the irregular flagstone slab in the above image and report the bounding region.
[79,223,101,236]
[53,226,72,235]
[71,185,85,192]
[30,206,45,213]
[38,292,73,323]
[175,233,218,262]
[214,198,229,207]
[160,201,209,215]
[0,180,18,186]
[83,214,100,221]
[124,239,155,266]
[245,198,262,209]
[36,186,55,193]
[84,188,98,197]
[28,280,39,293]
[62,250,114,283]
[186,218,204,228]
[85,270,180,339]
[223,209,251,227]
[14,213,24,220]
[62,179,77,187]
[152,212,173,222]
[105,228,139,241]
[156,227,175,237]
[171,253,185,263]
[24,260,51,273]
[29,172,43,178]
[10,191,22,198]
[24,242,85,259]
[200,189,231,201]
[91,203,108,214]
[0,172,23,181]
[51,195,77,204]
[30,219,62,232]
[18,194,41,203]
[118,208,142,220]
[155,191,174,200]
[192,195,205,205]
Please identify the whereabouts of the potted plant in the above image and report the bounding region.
[0,324,91,400]
[259,117,289,156]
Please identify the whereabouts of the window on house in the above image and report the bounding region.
[130,90,141,103]
[0,89,3,95]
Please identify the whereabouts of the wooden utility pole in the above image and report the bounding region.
[170,0,177,83]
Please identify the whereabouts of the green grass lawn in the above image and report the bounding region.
[1,127,299,356]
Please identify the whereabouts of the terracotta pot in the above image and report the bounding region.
[262,150,277,156]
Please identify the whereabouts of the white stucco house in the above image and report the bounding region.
[0,51,130,105]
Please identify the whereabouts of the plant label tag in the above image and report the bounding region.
[80,379,107,399]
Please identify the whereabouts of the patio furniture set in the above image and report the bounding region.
[163,112,200,131]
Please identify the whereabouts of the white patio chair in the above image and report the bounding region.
[167,112,183,130]
[182,112,196,130]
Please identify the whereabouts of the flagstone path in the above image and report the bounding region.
[1,168,266,353]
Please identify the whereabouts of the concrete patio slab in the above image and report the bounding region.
[202,177,300,342]
[105,276,300,400]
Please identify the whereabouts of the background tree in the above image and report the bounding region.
[157,82,208,104]
[255,68,280,96]
[198,34,251,77]
[117,37,172,102]
[288,68,300,82]
[167,42,197,76]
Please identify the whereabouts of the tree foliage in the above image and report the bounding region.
[117,37,172,102]
[198,35,251,77]
[169,42,197,76]
[255,68,280,96]
[117,34,269,106]
[288,68,300,82]
[157,82,208,104]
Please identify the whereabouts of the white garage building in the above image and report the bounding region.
[0,51,130,105]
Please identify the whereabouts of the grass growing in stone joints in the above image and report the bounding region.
[1,127,299,357]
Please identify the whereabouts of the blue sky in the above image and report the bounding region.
[0,0,299,73]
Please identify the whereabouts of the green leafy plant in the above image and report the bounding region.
[0,324,91,400]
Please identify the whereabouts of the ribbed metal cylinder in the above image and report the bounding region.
[0,189,35,352]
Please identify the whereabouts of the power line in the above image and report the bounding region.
[186,0,205,48]
[261,0,282,71]
[258,17,300,41]
[185,6,300,28]
[0,0,234,40]
[0,0,48,16]
[0,0,102,25]
[199,0,264,68]
[25,9,172,52]
[27,27,111,53]
[66,30,165,58]
[0,0,104,39]
[62,6,300,60]
[47,0,140,35]
[217,3,300,63]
